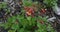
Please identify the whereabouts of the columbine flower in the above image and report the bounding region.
[24,6,34,16]
[41,8,47,13]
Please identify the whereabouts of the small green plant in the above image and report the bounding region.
[0,0,56,32]
[0,12,56,32]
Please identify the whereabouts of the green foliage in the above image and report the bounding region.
[37,22,47,32]
[0,15,55,32]
[36,16,56,32]
[0,14,37,32]
[43,0,57,7]
[22,0,33,6]
[8,30,16,32]
[0,2,7,8]
[36,22,56,32]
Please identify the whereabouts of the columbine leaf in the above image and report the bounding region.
[8,30,16,32]
[11,24,19,30]
[27,16,31,21]
[18,28,24,32]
